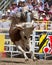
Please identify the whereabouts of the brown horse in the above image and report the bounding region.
[9,12,37,61]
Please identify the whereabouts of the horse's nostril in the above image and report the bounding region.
[24,36,27,39]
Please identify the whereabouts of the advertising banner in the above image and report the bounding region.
[0,34,5,52]
[35,30,52,54]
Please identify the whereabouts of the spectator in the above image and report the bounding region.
[0,20,2,28]
[0,11,3,19]
[49,5,52,13]
[27,0,33,11]
[17,1,23,12]
[22,2,29,13]
[48,0,52,7]
[12,2,18,12]
[44,3,49,13]
[32,0,38,7]
[2,19,11,28]
[26,0,33,22]
[38,2,44,11]
[9,2,18,15]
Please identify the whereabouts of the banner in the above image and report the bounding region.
[35,30,52,54]
[38,33,48,53]
[0,34,5,52]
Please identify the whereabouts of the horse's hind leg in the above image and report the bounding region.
[29,38,37,61]
[30,51,37,61]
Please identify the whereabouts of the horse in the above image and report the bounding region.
[9,12,37,61]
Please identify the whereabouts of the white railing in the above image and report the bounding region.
[3,29,52,59]
[0,0,5,6]
[2,1,11,11]
[0,0,8,10]
[0,0,12,11]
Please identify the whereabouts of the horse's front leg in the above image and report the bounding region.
[17,45,28,61]
[15,41,28,61]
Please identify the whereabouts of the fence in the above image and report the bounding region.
[0,21,52,59]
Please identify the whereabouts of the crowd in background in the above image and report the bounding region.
[0,0,52,30]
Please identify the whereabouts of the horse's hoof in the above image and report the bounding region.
[33,59,37,61]
[25,58,29,61]
[33,58,38,61]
